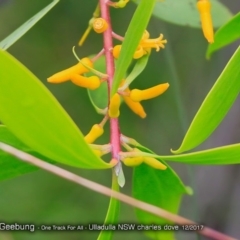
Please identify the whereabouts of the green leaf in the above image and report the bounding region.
[97,173,120,240]
[0,125,54,181]
[172,46,240,154]
[0,0,59,50]
[133,152,188,240]
[111,0,155,96]
[160,144,240,165]
[119,53,150,91]
[0,50,111,169]
[87,55,108,114]
[206,12,240,58]
[132,143,240,165]
[132,0,232,28]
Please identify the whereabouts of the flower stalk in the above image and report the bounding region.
[99,0,121,170]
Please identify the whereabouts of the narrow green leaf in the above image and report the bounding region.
[0,125,54,181]
[0,50,111,169]
[97,173,120,240]
[119,53,150,91]
[172,46,240,154]
[206,12,240,58]
[87,55,108,114]
[160,144,240,165]
[133,157,188,240]
[132,0,232,28]
[0,0,59,50]
[111,0,155,96]
[131,143,240,165]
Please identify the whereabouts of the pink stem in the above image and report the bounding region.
[112,31,124,41]
[99,0,121,162]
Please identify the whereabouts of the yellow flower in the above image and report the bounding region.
[122,148,167,170]
[143,156,167,170]
[130,83,169,102]
[93,18,108,33]
[84,124,104,144]
[123,157,144,166]
[108,93,121,118]
[112,45,121,59]
[122,87,147,118]
[112,30,167,59]
[133,46,150,59]
[197,0,214,43]
[47,58,93,83]
[70,75,100,90]
[139,31,167,52]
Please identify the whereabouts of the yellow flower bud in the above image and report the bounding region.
[197,0,214,43]
[93,18,108,33]
[143,157,167,170]
[123,157,143,167]
[47,58,93,83]
[84,124,104,144]
[130,83,169,102]
[112,45,121,59]
[122,88,146,118]
[108,93,121,118]
[70,75,100,90]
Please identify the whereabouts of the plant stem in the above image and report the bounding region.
[99,0,121,164]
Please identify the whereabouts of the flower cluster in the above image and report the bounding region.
[47,2,172,183]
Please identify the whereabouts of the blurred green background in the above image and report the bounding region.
[0,0,240,239]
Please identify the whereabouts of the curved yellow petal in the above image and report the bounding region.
[197,0,214,43]
[130,83,169,102]
[84,124,104,144]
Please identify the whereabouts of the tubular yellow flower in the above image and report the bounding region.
[143,157,167,170]
[84,124,104,144]
[93,18,108,33]
[130,83,169,102]
[112,30,166,60]
[70,75,101,90]
[197,0,214,43]
[123,157,143,167]
[47,58,93,83]
[108,93,121,118]
[140,33,167,52]
[122,88,147,118]
[112,45,121,59]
